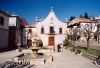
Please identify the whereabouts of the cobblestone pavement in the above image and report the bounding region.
[0,49,100,68]
[0,50,23,64]
[35,49,100,68]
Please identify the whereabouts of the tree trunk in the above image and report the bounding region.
[73,40,75,46]
[87,40,90,50]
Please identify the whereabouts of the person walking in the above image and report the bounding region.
[57,44,60,52]
[60,43,63,52]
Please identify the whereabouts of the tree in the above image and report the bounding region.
[37,38,43,48]
[25,29,38,48]
[69,16,75,22]
[79,23,96,50]
[63,38,70,46]
[80,15,83,18]
[84,12,89,19]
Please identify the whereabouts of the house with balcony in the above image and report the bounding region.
[9,15,28,48]
[0,10,11,49]
[67,18,97,42]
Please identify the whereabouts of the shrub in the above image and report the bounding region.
[73,46,100,56]
[37,38,43,48]
[63,38,70,46]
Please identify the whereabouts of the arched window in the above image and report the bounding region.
[41,27,44,33]
[59,28,62,34]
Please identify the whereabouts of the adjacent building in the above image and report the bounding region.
[95,15,100,43]
[0,10,11,49]
[68,18,97,42]
[9,15,28,48]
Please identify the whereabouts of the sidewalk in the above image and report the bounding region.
[35,49,100,68]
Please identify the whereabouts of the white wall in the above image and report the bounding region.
[23,28,36,45]
[0,13,9,30]
[37,11,67,46]
[9,17,16,26]
[81,23,97,32]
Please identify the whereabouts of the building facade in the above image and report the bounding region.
[68,18,97,42]
[9,15,27,48]
[0,10,10,49]
[35,10,67,49]
[95,15,100,43]
[23,9,68,49]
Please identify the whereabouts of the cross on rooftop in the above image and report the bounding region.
[51,6,53,11]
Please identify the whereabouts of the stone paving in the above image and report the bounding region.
[35,49,100,68]
[0,50,23,64]
[0,49,100,68]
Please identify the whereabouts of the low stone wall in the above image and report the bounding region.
[82,52,97,61]
[38,49,54,53]
[66,47,98,61]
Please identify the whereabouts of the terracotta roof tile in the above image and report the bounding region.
[68,18,94,26]
[20,18,28,25]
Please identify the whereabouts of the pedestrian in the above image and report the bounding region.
[57,44,60,52]
[60,43,63,52]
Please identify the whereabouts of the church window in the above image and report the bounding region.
[41,27,44,33]
[0,16,4,26]
[59,28,62,34]
[50,26,54,33]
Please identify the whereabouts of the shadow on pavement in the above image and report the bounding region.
[0,47,17,53]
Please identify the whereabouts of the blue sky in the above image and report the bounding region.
[0,0,100,24]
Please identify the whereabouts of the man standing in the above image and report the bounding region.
[57,44,60,52]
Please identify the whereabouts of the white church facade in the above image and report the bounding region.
[24,9,67,48]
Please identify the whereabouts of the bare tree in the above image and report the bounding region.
[79,23,96,50]
[67,28,78,46]
[26,29,38,40]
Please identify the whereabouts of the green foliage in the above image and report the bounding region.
[73,46,100,56]
[37,38,43,48]
[80,15,83,18]
[84,12,89,19]
[69,16,75,22]
[63,38,70,46]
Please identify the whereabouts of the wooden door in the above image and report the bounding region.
[49,37,54,46]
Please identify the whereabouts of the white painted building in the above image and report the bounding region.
[23,24,36,47]
[95,15,100,43]
[36,10,67,48]
[24,9,67,49]
[68,18,97,42]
